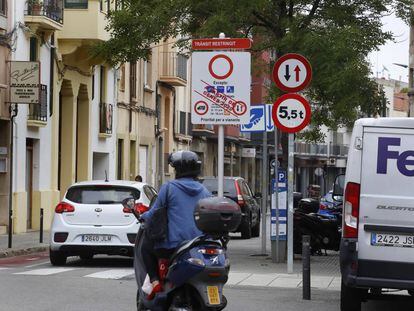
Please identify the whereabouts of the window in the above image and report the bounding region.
[144,54,152,88]
[130,62,137,100]
[66,185,140,204]
[119,65,125,92]
[64,0,88,9]
[117,139,123,180]
[100,66,105,102]
[0,0,6,15]
[29,37,38,61]
[91,73,95,100]
[179,111,186,135]
[106,0,110,12]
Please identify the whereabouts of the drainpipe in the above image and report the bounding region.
[155,81,163,188]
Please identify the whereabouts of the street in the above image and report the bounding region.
[0,237,413,311]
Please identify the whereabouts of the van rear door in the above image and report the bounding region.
[359,126,414,263]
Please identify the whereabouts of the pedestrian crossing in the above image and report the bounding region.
[0,265,341,290]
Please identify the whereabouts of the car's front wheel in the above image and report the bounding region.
[240,215,252,239]
[49,249,67,266]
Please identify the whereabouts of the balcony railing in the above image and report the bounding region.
[26,0,64,24]
[28,84,47,122]
[295,142,349,157]
[159,52,188,86]
[99,103,113,135]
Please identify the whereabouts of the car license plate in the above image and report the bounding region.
[371,233,414,247]
[82,235,112,243]
[207,286,220,305]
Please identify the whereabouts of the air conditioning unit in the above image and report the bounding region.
[327,157,336,166]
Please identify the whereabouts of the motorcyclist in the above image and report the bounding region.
[140,151,211,299]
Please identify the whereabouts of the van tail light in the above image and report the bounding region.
[234,182,245,206]
[55,202,75,214]
[343,182,360,238]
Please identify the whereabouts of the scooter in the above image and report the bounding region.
[293,209,341,255]
[122,196,241,311]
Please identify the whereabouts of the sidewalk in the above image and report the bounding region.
[0,231,49,258]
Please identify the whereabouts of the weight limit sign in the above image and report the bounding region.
[271,93,311,133]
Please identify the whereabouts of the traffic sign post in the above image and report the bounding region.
[191,33,251,203]
[271,53,312,273]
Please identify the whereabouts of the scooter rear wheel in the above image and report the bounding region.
[137,289,149,311]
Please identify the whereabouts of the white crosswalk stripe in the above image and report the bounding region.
[84,269,134,280]
[14,268,76,276]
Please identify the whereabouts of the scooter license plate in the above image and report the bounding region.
[207,286,220,305]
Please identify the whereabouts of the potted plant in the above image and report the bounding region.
[27,0,43,15]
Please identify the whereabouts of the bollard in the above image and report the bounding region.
[302,235,311,300]
[40,208,44,243]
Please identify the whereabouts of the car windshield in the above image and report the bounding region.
[200,179,237,197]
[66,185,140,204]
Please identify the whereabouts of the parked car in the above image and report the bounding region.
[49,180,157,266]
[200,177,261,239]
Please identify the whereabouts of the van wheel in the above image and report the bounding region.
[49,249,67,266]
[341,280,363,311]
[240,216,252,239]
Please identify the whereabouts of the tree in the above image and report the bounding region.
[94,0,413,138]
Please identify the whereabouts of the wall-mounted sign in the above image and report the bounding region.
[242,148,256,158]
[10,61,40,104]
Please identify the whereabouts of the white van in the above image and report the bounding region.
[333,118,414,311]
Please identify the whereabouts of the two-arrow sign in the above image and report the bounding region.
[284,65,301,82]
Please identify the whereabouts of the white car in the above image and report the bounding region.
[50,180,157,266]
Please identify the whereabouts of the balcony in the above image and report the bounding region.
[59,0,109,57]
[99,103,113,137]
[191,124,215,137]
[24,0,64,32]
[295,142,349,158]
[159,52,187,86]
[27,85,47,127]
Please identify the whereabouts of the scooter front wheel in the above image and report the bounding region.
[137,289,149,311]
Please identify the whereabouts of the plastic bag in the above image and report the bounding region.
[142,274,153,295]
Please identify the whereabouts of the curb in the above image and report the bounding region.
[0,246,48,258]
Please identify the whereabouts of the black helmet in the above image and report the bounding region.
[168,151,201,178]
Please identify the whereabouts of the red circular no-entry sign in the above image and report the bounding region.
[194,100,209,115]
[208,54,234,80]
[272,93,311,133]
[272,53,312,93]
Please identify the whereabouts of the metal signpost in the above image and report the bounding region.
[272,54,312,273]
[191,34,251,197]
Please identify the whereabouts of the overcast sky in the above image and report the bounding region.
[368,13,410,82]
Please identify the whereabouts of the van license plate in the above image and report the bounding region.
[371,233,414,247]
[207,286,220,305]
[82,235,112,243]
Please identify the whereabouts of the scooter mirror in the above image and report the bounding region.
[122,197,135,210]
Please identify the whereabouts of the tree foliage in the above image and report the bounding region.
[95,0,413,136]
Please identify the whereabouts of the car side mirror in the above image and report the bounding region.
[122,197,135,211]
[332,174,345,202]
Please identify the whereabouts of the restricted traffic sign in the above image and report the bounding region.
[194,101,209,115]
[272,93,311,133]
[191,51,251,125]
[272,54,312,93]
[192,38,252,50]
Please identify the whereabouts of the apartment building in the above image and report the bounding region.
[0,0,119,234]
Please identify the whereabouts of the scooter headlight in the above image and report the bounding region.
[187,258,205,267]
